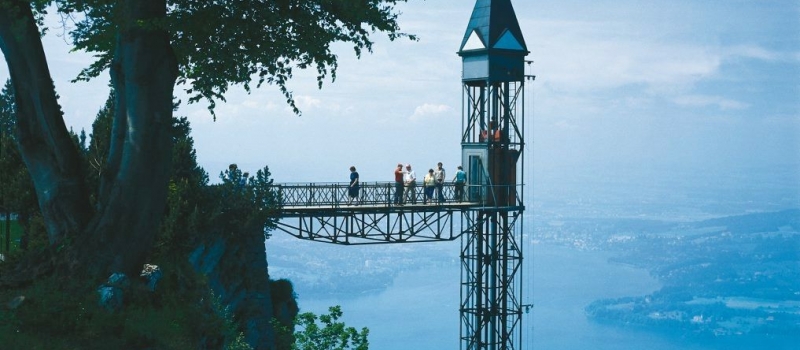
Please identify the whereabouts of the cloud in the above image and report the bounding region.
[531,15,796,121]
[534,19,723,93]
[241,99,279,110]
[533,20,798,97]
[294,95,322,110]
[554,120,578,130]
[723,45,781,62]
[409,103,453,122]
[673,95,749,111]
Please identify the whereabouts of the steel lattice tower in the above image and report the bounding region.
[457,1,528,349]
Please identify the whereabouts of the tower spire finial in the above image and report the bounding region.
[459,0,528,54]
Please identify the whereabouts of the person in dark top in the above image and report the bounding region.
[348,166,360,205]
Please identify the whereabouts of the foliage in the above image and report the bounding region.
[154,114,210,259]
[212,164,281,240]
[74,88,279,260]
[0,79,45,252]
[227,333,255,350]
[271,278,297,305]
[83,91,114,206]
[0,79,12,135]
[0,220,21,252]
[60,0,418,115]
[270,278,300,349]
[0,88,284,347]
[209,290,254,350]
[155,122,281,261]
[0,272,236,349]
[293,306,369,350]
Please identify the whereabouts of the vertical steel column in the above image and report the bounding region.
[460,82,525,350]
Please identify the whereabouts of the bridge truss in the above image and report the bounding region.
[273,181,525,349]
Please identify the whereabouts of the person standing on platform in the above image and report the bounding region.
[403,164,417,204]
[434,162,446,203]
[348,166,360,205]
[453,165,467,202]
[423,169,436,204]
[394,163,405,205]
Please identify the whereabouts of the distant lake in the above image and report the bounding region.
[292,261,462,350]
[283,241,797,349]
[275,242,683,349]
[532,244,681,350]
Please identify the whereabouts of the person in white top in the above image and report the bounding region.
[403,164,417,204]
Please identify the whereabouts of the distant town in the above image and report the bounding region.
[535,209,800,337]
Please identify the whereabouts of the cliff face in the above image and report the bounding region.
[190,226,297,350]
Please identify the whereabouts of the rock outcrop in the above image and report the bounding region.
[190,225,296,350]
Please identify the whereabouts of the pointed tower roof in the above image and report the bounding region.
[459,0,528,54]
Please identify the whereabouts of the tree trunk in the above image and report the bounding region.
[81,0,178,276]
[1,1,177,277]
[0,1,91,245]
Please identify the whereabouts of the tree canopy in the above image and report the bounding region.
[293,306,369,350]
[62,0,416,114]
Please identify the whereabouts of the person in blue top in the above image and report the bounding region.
[348,166,360,205]
[453,165,467,202]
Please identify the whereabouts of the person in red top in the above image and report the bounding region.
[393,163,405,205]
[479,120,502,143]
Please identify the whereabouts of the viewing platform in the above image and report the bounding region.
[276,181,523,214]
[273,182,523,245]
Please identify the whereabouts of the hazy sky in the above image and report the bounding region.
[1,1,798,198]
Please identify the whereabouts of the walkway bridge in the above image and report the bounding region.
[274,182,523,245]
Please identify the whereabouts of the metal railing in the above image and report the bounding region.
[274,182,522,209]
